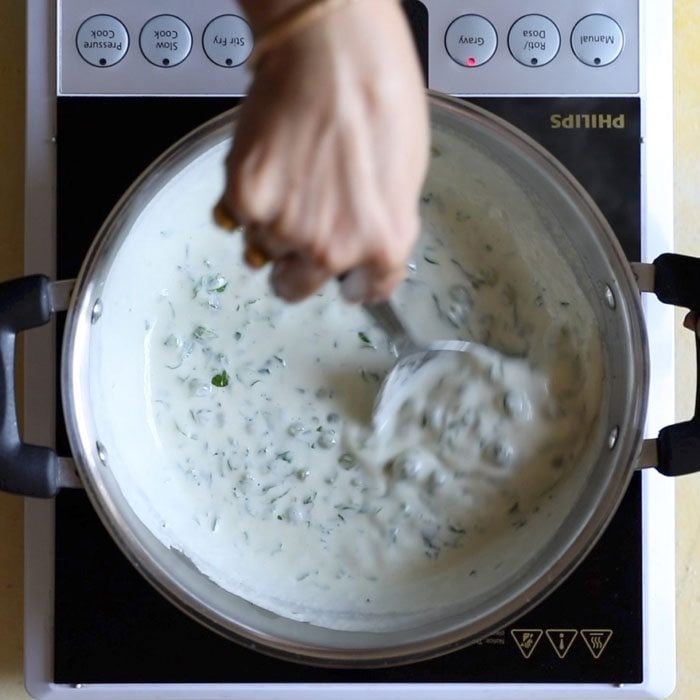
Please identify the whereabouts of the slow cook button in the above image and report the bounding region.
[76,14,129,67]
[445,15,498,67]
[508,14,560,67]
[140,15,192,67]
[571,14,624,67]
[202,15,253,67]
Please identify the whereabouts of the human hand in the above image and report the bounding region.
[217,0,429,303]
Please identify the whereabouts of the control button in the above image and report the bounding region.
[140,15,192,67]
[202,15,253,67]
[76,15,129,67]
[508,15,560,67]
[571,14,624,67]
[445,15,497,68]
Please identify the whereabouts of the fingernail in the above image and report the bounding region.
[271,260,294,299]
[340,269,370,303]
[244,244,270,269]
[212,200,240,231]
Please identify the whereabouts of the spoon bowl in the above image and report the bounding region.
[362,301,477,430]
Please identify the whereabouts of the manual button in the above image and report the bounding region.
[445,15,497,68]
[571,14,624,67]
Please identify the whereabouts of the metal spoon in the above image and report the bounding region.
[363,300,474,430]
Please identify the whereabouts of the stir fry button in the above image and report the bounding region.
[202,15,254,68]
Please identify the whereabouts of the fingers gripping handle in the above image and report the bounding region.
[0,275,59,497]
[653,254,700,477]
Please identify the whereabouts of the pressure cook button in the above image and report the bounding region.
[202,15,253,67]
[571,14,624,67]
[140,15,192,68]
[76,15,129,67]
[445,15,497,68]
[508,15,560,67]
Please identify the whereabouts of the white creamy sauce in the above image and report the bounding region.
[94,133,605,631]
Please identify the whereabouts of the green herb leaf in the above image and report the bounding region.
[358,331,372,345]
[194,326,217,340]
[212,370,229,388]
[204,275,228,293]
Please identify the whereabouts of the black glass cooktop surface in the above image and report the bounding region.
[53,91,642,687]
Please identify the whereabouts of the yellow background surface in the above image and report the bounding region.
[1,2,699,698]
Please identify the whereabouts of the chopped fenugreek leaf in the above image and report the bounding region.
[212,370,230,388]
[194,326,217,340]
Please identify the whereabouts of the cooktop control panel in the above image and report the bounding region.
[58,0,639,96]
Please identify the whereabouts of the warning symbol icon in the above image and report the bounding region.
[510,629,543,659]
[581,629,613,659]
[545,629,578,659]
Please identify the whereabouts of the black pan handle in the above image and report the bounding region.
[0,275,59,497]
[652,253,700,477]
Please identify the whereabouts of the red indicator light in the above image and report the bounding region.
[466,57,477,66]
